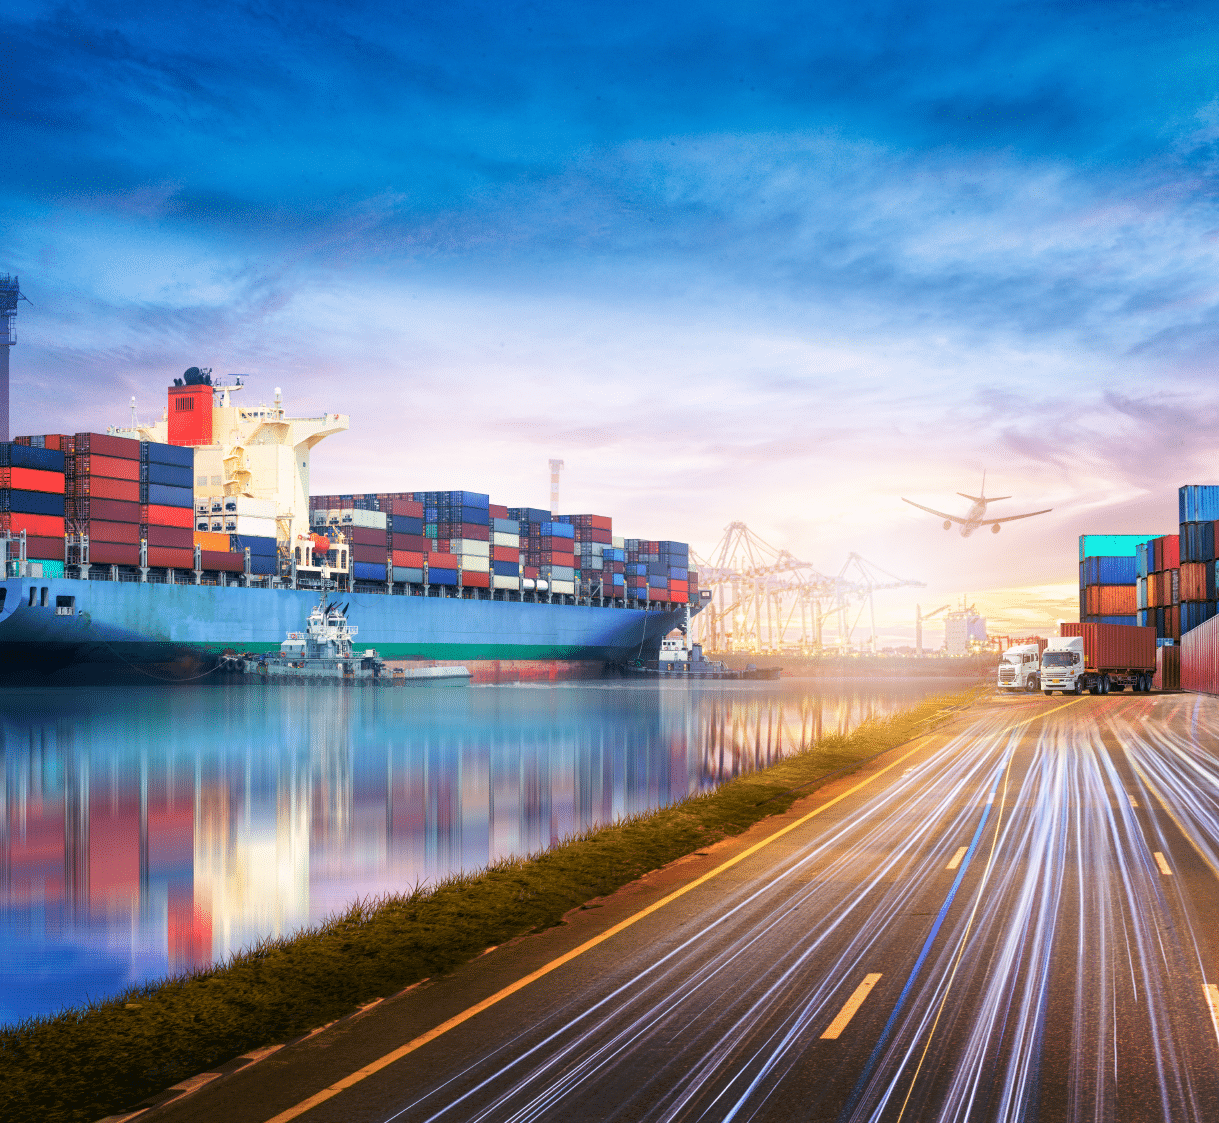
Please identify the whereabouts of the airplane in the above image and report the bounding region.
[902,472,1052,537]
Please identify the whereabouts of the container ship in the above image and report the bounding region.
[0,372,703,679]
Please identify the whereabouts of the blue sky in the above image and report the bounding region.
[4,1,1218,640]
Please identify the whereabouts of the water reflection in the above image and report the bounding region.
[0,678,955,1023]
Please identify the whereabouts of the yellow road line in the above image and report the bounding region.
[1154,851,1173,876]
[820,974,883,1040]
[263,696,1082,1123]
[946,846,968,871]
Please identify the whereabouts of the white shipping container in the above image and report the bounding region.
[310,509,331,526]
[449,538,490,557]
[550,579,575,595]
[492,532,520,547]
[459,555,490,573]
[227,515,277,537]
[195,497,211,514]
[492,575,520,590]
[581,556,603,569]
[226,495,276,518]
[612,536,624,549]
[342,508,388,530]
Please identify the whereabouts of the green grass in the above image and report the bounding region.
[0,686,983,1123]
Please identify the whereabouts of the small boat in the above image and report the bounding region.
[220,589,470,685]
[623,635,782,680]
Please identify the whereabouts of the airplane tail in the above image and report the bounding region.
[958,470,1009,504]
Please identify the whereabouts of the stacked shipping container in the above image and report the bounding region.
[141,440,195,569]
[0,441,67,570]
[1136,533,1181,642]
[1178,485,1219,635]
[1078,534,1154,631]
[69,434,144,566]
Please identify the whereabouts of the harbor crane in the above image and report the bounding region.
[691,522,924,654]
[915,603,951,656]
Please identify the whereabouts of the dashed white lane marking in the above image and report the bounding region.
[821,973,883,1040]
[946,846,968,871]
[1205,984,1219,1034]
[1154,851,1173,876]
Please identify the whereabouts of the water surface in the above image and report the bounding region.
[0,678,962,1023]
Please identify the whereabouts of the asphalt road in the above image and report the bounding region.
[147,691,1219,1123]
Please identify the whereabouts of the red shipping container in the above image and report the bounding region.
[352,543,388,564]
[669,579,689,595]
[90,541,140,566]
[27,536,65,561]
[74,433,141,459]
[460,570,490,588]
[87,520,140,545]
[148,546,195,568]
[0,466,65,494]
[145,504,195,528]
[489,504,509,519]
[1059,622,1155,671]
[76,454,141,481]
[492,545,519,563]
[647,587,670,601]
[1182,613,1219,693]
[523,566,539,578]
[0,512,64,537]
[1085,585,1136,615]
[1172,605,1181,641]
[455,523,489,542]
[75,476,140,502]
[429,551,460,570]
[201,550,244,572]
[393,533,432,553]
[392,550,425,568]
[147,525,193,548]
[73,498,140,523]
[349,526,387,547]
[391,499,424,517]
[1162,536,1180,571]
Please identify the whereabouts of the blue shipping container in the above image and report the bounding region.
[393,566,424,583]
[1079,534,1161,562]
[428,567,458,586]
[1182,601,1218,634]
[353,562,387,582]
[145,462,193,488]
[1180,485,1219,524]
[143,442,194,468]
[668,567,688,580]
[392,515,424,535]
[491,518,520,534]
[648,574,669,588]
[250,554,276,576]
[1081,556,1137,586]
[1136,543,1149,578]
[1083,615,1138,626]
[230,534,277,557]
[145,483,193,509]
[3,444,66,472]
[5,489,64,516]
[541,522,575,539]
[461,506,489,526]
[492,560,519,577]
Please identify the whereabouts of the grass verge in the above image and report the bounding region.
[1,685,984,1123]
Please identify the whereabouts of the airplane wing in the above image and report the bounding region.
[982,509,1053,525]
[902,498,967,524]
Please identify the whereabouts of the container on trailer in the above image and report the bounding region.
[1060,621,1156,671]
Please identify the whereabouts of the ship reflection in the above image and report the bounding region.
[0,679,944,1022]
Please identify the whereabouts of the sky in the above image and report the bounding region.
[3,0,1218,646]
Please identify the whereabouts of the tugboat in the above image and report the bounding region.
[220,586,471,685]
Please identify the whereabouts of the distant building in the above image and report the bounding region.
[945,607,987,655]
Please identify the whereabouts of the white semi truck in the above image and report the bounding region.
[997,644,1042,691]
[1039,623,1156,695]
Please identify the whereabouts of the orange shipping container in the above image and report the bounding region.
[492,545,519,562]
[0,466,65,494]
[460,570,490,588]
[1180,562,1207,602]
[1085,585,1136,615]
[145,504,195,528]
[429,552,460,570]
[392,549,425,568]
[77,454,141,481]
[194,531,231,552]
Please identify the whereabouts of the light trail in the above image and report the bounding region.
[376,700,1219,1123]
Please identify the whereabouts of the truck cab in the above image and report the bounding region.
[997,644,1041,692]
[1040,637,1085,694]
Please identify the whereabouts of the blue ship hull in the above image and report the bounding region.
[0,578,687,677]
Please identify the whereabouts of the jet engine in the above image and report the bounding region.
[943,520,952,530]
[991,523,1001,534]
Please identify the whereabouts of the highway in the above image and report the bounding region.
[150,692,1219,1123]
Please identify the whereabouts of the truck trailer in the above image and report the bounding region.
[1040,621,1156,695]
